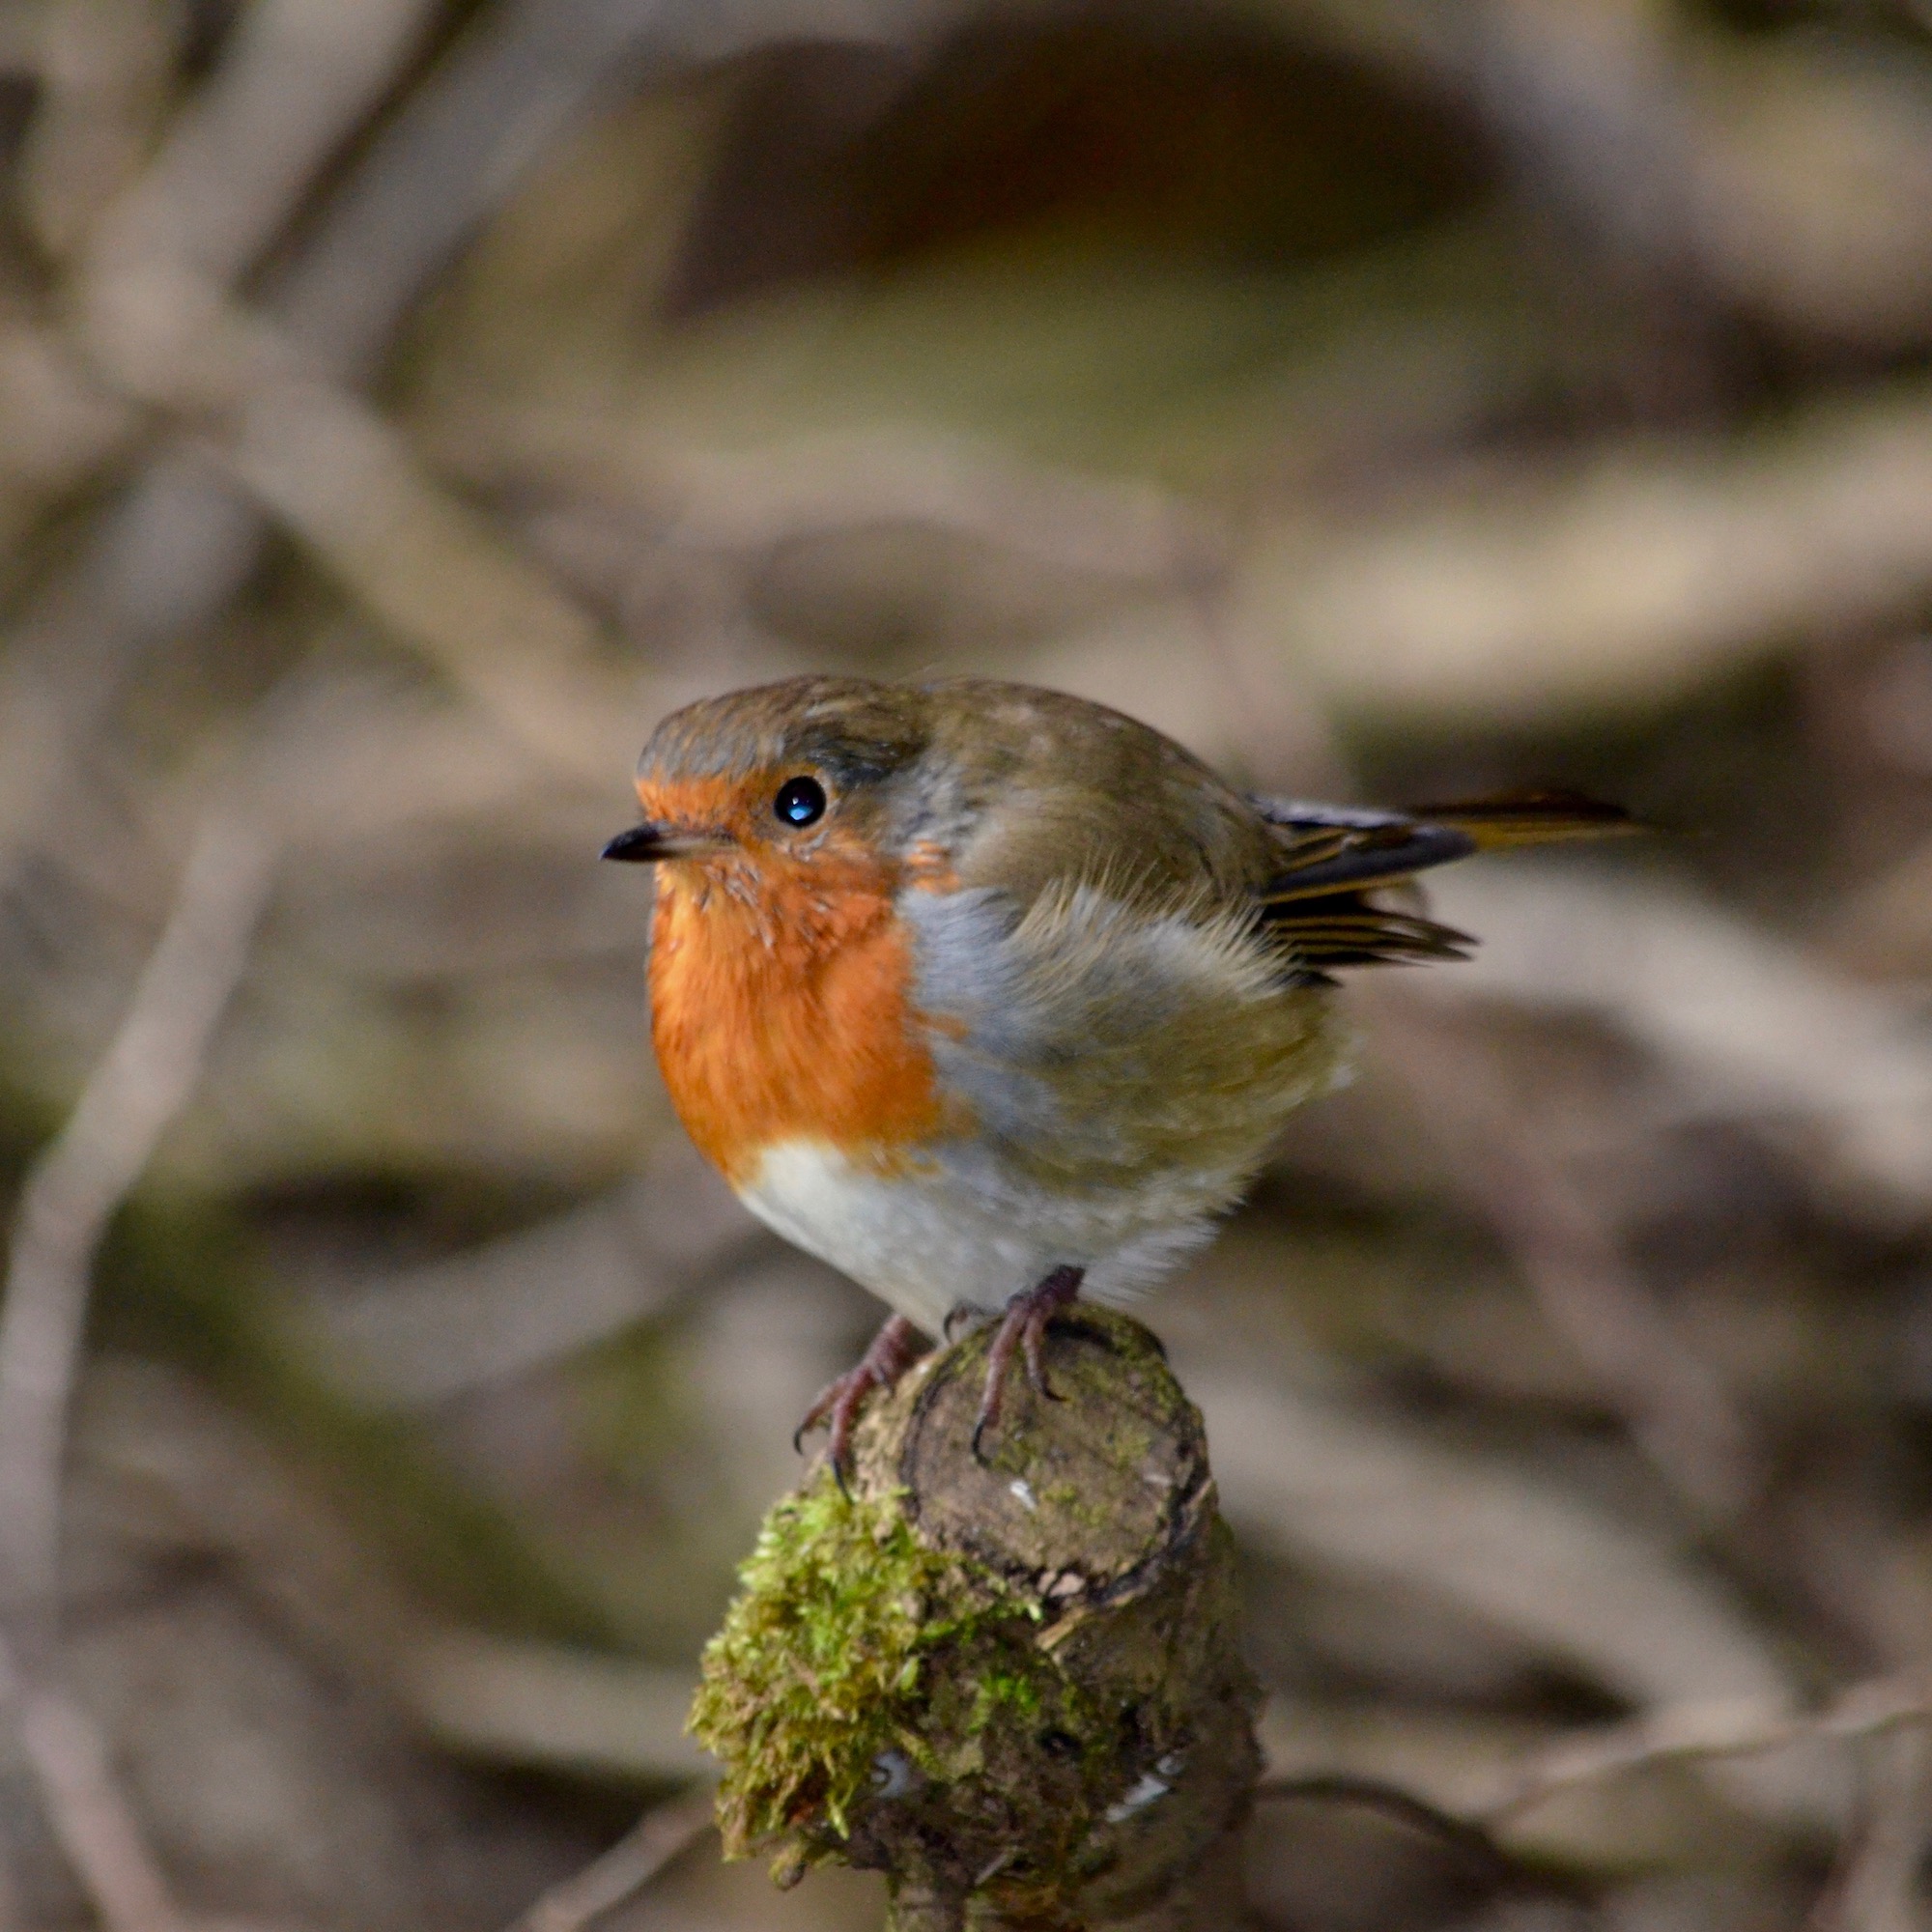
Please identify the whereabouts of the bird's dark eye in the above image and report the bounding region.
[773,776,827,828]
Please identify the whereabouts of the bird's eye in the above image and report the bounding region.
[773,776,827,828]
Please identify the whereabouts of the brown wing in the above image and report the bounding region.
[1250,790,1634,978]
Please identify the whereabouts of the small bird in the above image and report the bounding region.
[605,676,1626,1469]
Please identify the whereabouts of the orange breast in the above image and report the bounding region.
[647,853,949,1185]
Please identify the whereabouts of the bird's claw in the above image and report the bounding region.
[794,1314,924,1485]
[970,1264,1084,1462]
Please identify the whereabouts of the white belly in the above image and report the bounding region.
[732,1136,1226,1338]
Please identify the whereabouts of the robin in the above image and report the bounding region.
[604,675,1626,1471]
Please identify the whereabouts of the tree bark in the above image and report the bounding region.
[693,1307,1262,1932]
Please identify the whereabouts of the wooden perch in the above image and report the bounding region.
[689,1308,1260,1932]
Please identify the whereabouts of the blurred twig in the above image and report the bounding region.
[0,0,952,890]
[1193,1370,1801,1746]
[1481,1671,1932,1828]
[1260,0,1932,355]
[0,0,667,884]
[650,430,1208,580]
[0,801,279,1624]
[1809,1722,1932,1932]
[1359,982,1762,1525]
[19,0,178,261]
[1256,1695,1738,1868]
[312,1150,753,1408]
[0,0,446,882]
[1429,863,1932,1222]
[81,1360,710,1783]
[0,1635,189,1932]
[266,0,717,377]
[0,747,281,1931]
[81,0,443,297]
[1459,0,1692,263]
[404,1631,708,1779]
[505,1792,716,1932]
[1246,381,1932,726]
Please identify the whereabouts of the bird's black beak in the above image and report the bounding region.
[602,823,670,863]
[601,823,727,862]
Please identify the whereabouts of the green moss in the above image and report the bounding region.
[970,1669,1043,1727]
[689,1472,1057,1868]
[689,1316,1260,1918]
[1036,1476,1117,1534]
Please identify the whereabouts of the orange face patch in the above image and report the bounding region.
[639,771,952,1183]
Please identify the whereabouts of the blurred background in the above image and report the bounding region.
[3,0,1932,1926]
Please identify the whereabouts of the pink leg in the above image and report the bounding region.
[795,1315,925,1485]
[971,1265,1085,1463]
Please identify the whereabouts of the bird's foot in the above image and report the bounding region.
[972,1264,1085,1463]
[795,1314,925,1490]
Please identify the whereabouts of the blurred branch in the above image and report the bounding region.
[265,0,710,379]
[1189,1366,1823,1829]
[0,321,126,543]
[0,0,655,883]
[83,0,444,294]
[406,1632,708,1780]
[1426,864,1932,1223]
[1359,982,1762,1525]
[0,0,448,529]
[218,371,616,779]
[1844,827,1932,978]
[0,0,954,890]
[312,1150,753,1408]
[1480,1671,1932,1829]
[81,1360,710,1783]
[504,1792,715,1932]
[0,798,278,1624]
[654,431,1210,582]
[1256,1696,1742,1869]
[1255,0,1932,355]
[1244,380,1932,726]
[1810,1722,1932,1932]
[1256,1773,1522,1886]
[19,0,178,261]
[1441,0,1715,420]
[0,1635,189,1932]
[0,0,447,881]
[0,738,282,1932]
[1234,0,1457,82]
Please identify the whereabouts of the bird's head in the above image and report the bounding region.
[605,677,941,888]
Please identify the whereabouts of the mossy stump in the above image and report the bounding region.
[689,1308,1261,1932]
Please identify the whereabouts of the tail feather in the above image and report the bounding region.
[1398,789,1638,850]
[1250,788,1634,978]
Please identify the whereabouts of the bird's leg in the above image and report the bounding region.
[795,1314,925,1486]
[972,1264,1085,1463]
